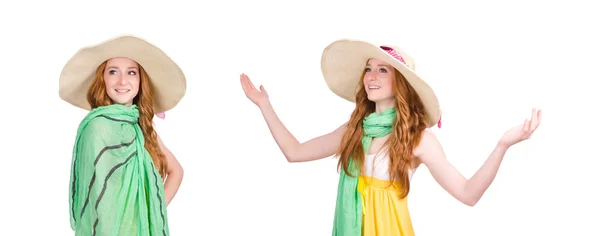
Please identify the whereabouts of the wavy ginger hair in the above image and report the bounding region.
[86,61,168,179]
[336,65,429,199]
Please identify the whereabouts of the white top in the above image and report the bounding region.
[363,152,416,181]
[361,128,435,180]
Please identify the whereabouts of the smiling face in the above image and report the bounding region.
[363,58,396,109]
[103,57,141,106]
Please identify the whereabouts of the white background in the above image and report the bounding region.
[1,0,599,235]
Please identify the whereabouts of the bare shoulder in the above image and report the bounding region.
[333,122,348,134]
[327,122,348,144]
[415,129,439,149]
[81,116,116,140]
[413,129,444,164]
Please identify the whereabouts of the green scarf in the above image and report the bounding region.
[332,108,396,236]
[68,104,169,236]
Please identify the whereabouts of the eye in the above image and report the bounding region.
[379,68,388,73]
[128,71,137,76]
[108,69,118,75]
[364,68,371,72]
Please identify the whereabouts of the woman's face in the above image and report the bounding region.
[104,57,141,106]
[363,58,395,103]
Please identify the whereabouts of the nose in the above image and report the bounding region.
[367,72,376,81]
[118,75,127,85]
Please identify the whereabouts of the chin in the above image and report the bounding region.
[367,94,383,102]
[367,94,394,103]
[108,97,134,106]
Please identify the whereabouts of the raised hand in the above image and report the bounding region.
[499,108,542,148]
[240,73,269,108]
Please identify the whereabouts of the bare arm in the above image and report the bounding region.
[415,131,507,206]
[259,101,346,162]
[415,109,541,206]
[157,134,183,206]
[240,73,346,162]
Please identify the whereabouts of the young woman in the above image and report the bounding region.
[240,39,541,236]
[60,35,186,235]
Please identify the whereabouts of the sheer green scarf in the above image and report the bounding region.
[69,104,169,236]
[332,108,396,236]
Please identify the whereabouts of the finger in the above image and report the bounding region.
[240,74,246,86]
[530,108,538,130]
[533,110,542,132]
[240,74,251,93]
[246,75,258,90]
[260,85,268,95]
[242,75,258,94]
[240,74,248,91]
[523,119,530,133]
[529,109,542,132]
[242,75,257,92]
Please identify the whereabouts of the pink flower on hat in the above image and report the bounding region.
[380,46,406,65]
[381,45,442,129]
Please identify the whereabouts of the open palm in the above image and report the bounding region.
[240,73,269,107]
[499,108,542,148]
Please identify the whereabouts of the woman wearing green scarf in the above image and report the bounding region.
[59,35,186,235]
[240,39,541,236]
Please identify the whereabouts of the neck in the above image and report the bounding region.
[374,99,395,113]
[111,101,134,107]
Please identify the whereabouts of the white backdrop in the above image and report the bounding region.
[1,0,599,235]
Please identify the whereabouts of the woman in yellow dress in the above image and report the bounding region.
[240,39,541,236]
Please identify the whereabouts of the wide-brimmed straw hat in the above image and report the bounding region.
[321,39,441,128]
[58,35,186,113]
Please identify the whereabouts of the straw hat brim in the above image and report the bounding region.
[58,35,186,113]
[321,39,440,127]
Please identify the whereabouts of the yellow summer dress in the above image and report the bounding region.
[358,152,417,236]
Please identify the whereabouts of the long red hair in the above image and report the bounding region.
[336,68,428,199]
[86,61,168,178]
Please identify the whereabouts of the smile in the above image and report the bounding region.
[368,85,381,90]
[115,89,131,93]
